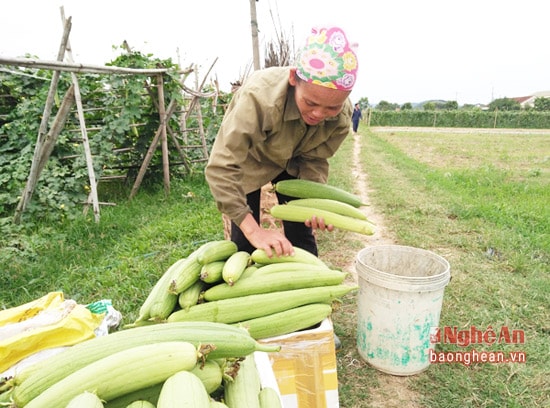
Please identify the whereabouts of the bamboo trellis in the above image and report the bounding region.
[12,15,74,225]
[60,8,100,222]
[2,6,217,224]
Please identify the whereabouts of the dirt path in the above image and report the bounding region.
[350,133,395,252]
[348,132,424,408]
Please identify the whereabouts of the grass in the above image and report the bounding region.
[325,128,549,407]
[0,175,225,321]
[1,128,549,407]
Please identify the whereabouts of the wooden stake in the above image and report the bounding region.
[193,68,209,160]
[129,99,178,199]
[13,16,72,224]
[36,86,76,175]
[61,7,100,222]
[143,80,191,173]
[249,0,260,70]
[0,56,167,76]
[157,74,170,196]
[178,60,218,162]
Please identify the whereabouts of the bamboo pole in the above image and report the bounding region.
[249,0,261,70]
[36,86,76,175]
[193,68,209,160]
[144,80,191,174]
[182,59,218,120]
[168,129,192,174]
[13,16,72,224]
[179,60,218,161]
[197,109,208,160]
[61,8,100,222]
[157,74,170,195]
[129,99,178,200]
[0,56,167,76]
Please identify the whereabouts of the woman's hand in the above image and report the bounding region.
[305,215,334,232]
[246,228,295,258]
[239,214,294,257]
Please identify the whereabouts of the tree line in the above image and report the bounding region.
[354,96,550,112]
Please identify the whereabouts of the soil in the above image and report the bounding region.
[347,132,423,407]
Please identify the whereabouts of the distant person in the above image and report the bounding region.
[205,26,359,257]
[352,103,362,134]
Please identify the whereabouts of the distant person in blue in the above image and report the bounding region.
[352,103,362,134]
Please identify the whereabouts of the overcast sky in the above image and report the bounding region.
[1,0,548,106]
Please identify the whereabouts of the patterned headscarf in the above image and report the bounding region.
[296,26,358,91]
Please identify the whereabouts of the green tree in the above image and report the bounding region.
[534,97,550,111]
[443,100,459,110]
[376,100,399,111]
[423,102,436,111]
[357,97,369,110]
[489,97,521,111]
[401,102,413,110]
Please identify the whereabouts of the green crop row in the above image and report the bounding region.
[368,109,550,129]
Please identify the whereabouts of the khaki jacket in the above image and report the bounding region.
[205,66,352,225]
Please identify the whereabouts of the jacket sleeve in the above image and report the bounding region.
[204,89,263,226]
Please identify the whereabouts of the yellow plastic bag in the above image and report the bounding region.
[0,292,104,374]
[0,291,64,326]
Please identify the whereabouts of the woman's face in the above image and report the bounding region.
[289,68,350,126]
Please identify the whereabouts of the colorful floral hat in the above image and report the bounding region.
[296,26,358,91]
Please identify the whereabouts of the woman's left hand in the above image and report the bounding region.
[305,215,334,232]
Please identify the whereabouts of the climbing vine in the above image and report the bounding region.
[0,49,228,222]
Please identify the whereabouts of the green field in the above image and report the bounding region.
[327,127,549,407]
[1,127,548,407]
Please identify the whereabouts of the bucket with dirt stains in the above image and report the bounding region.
[356,245,451,375]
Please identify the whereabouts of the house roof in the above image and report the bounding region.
[512,95,534,104]
[510,91,550,106]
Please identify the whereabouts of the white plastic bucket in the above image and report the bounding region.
[356,245,451,376]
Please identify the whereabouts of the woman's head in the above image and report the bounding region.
[289,26,358,125]
[289,69,350,126]
[295,26,358,91]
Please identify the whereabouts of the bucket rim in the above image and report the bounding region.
[356,244,451,287]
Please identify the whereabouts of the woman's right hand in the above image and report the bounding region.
[239,214,294,257]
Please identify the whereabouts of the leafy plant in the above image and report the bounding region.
[0,49,227,222]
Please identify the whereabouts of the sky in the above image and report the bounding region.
[1,0,548,106]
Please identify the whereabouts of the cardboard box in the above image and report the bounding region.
[259,318,339,408]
